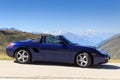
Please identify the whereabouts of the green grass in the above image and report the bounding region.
[0,54,14,60]
[109,60,120,63]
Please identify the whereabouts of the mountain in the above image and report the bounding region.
[63,32,94,45]
[0,27,20,31]
[78,30,114,46]
[47,30,114,46]
[99,33,120,59]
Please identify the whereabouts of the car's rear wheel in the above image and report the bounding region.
[15,49,32,64]
[75,52,92,68]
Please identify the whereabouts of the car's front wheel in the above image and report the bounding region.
[15,49,32,64]
[75,52,92,68]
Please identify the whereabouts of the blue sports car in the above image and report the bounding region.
[6,35,110,67]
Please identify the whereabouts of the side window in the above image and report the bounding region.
[45,36,61,44]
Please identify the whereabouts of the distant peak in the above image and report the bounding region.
[0,27,20,31]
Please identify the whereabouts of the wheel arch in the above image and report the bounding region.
[13,47,32,58]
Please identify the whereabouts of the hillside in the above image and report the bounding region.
[0,30,48,54]
[99,33,120,59]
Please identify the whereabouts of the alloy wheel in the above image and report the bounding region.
[15,49,31,63]
[76,52,91,67]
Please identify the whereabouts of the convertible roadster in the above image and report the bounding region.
[6,35,110,67]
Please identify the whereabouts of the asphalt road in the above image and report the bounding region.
[0,60,120,80]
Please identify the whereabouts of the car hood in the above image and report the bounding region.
[73,44,97,49]
[84,45,97,49]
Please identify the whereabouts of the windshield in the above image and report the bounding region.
[59,35,75,45]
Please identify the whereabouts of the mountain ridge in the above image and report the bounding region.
[100,33,120,59]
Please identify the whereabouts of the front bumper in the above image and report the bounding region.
[93,49,110,65]
[93,56,110,65]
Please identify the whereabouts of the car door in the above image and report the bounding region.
[39,36,73,62]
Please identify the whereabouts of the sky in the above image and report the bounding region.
[0,0,120,33]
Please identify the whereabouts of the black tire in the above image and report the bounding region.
[75,52,92,68]
[15,49,32,64]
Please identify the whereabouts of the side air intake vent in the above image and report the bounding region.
[33,48,39,52]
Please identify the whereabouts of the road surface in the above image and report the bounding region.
[0,60,120,80]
